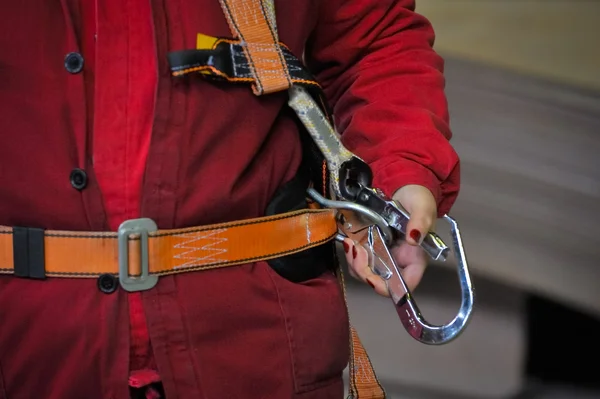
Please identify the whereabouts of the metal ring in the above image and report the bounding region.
[306,188,393,243]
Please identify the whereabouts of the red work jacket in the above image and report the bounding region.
[0,0,460,398]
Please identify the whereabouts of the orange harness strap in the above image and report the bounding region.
[0,209,336,278]
[216,1,387,397]
[217,0,291,95]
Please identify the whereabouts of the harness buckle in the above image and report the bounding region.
[118,218,159,292]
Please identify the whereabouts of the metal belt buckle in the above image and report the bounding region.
[118,218,159,292]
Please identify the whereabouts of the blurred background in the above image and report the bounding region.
[343,1,600,398]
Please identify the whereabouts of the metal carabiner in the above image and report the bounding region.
[308,188,475,345]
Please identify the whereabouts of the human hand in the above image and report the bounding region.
[341,184,437,297]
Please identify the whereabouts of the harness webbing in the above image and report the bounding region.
[167,38,320,90]
[167,36,334,197]
[218,0,291,95]
[169,0,386,399]
[168,1,388,397]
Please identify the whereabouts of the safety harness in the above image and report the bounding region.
[185,1,387,397]
[167,2,474,397]
[1,1,475,398]
[0,210,336,281]
[169,1,388,396]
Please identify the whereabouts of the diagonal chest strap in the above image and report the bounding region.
[217,0,292,95]
[214,0,387,397]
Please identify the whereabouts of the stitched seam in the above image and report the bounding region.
[264,265,299,392]
[153,210,330,238]
[0,232,336,278]
[0,210,331,240]
[220,0,263,93]
[154,232,336,275]
[257,0,292,86]
[173,63,319,88]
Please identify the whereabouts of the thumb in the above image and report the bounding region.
[392,184,437,246]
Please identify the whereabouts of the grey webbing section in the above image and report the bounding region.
[261,1,387,398]
[257,0,367,199]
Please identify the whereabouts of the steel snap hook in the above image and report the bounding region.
[307,188,475,345]
[366,220,474,345]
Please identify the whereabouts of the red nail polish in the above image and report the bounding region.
[410,229,421,243]
[352,246,357,259]
[366,278,375,289]
[343,241,350,253]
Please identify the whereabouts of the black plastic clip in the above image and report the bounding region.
[12,227,46,280]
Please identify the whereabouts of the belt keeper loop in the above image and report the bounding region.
[12,227,46,280]
[12,227,29,278]
[28,228,46,279]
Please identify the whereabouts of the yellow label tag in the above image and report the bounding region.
[196,33,218,50]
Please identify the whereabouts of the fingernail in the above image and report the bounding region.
[352,246,357,259]
[343,241,350,253]
[366,278,375,289]
[410,229,421,243]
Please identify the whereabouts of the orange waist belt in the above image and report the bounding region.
[0,209,337,292]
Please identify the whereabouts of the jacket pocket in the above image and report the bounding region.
[266,265,350,393]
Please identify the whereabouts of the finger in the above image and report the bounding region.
[404,200,436,247]
[342,238,390,297]
[401,263,427,292]
[340,238,360,280]
[394,185,437,246]
[390,242,427,292]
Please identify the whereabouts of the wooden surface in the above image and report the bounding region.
[342,56,600,398]
[415,1,600,92]
[436,56,600,318]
